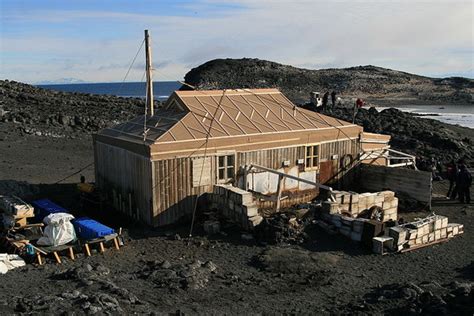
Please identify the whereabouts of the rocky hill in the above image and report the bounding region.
[0,80,146,138]
[183,58,473,105]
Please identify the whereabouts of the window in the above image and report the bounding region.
[218,155,235,181]
[305,145,319,169]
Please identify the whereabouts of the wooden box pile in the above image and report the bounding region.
[323,190,398,222]
[0,196,35,228]
[384,215,464,253]
[209,185,263,230]
[321,213,370,242]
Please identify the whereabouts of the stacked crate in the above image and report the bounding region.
[209,185,263,230]
[0,196,35,228]
[322,213,369,242]
[324,190,398,222]
[385,215,463,252]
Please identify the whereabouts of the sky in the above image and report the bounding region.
[0,0,473,84]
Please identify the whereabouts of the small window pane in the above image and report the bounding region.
[227,155,234,166]
[313,157,318,166]
[219,169,225,179]
[219,156,225,167]
[227,167,234,179]
[306,147,311,156]
[313,145,318,154]
[306,158,311,167]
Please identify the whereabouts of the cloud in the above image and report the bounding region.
[1,0,472,83]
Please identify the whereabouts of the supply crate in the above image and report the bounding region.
[31,199,68,222]
[73,217,115,240]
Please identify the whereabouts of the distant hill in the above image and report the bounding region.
[35,78,86,85]
[183,58,473,105]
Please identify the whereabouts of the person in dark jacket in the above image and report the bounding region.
[456,163,472,203]
[322,92,329,108]
[446,160,457,199]
[331,91,337,107]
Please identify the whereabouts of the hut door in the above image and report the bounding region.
[319,159,337,184]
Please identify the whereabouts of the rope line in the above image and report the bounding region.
[188,89,227,237]
[54,162,94,184]
[114,39,145,96]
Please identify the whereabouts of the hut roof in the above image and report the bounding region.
[97,88,354,145]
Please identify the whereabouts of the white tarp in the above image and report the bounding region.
[0,254,26,274]
[284,167,299,190]
[298,171,318,190]
[248,168,318,194]
[37,213,77,246]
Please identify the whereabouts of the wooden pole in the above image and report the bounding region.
[275,174,284,212]
[144,30,154,116]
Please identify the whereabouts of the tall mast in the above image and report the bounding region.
[144,29,154,116]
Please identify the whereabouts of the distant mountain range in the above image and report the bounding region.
[183,58,474,105]
[35,78,86,85]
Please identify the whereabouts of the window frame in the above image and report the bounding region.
[304,144,320,171]
[217,154,236,183]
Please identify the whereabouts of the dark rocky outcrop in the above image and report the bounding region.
[183,58,474,104]
[316,106,473,166]
[0,79,148,138]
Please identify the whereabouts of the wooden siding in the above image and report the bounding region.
[150,138,363,226]
[151,156,216,226]
[94,140,153,225]
[96,131,363,226]
[359,164,432,207]
[237,146,304,170]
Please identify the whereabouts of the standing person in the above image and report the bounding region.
[331,91,337,107]
[356,98,364,108]
[446,160,457,199]
[457,163,472,204]
[322,92,329,108]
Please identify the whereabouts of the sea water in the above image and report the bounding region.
[37,81,182,101]
[375,105,474,129]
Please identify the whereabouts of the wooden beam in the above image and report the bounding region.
[275,174,284,212]
[145,29,154,116]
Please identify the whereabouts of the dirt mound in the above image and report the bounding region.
[254,210,313,245]
[138,259,217,291]
[347,281,474,315]
[183,58,474,104]
[8,262,145,314]
[256,247,340,274]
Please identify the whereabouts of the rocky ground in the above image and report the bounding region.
[183,58,474,105]
[0,79,473,314]
[0,177,472,315]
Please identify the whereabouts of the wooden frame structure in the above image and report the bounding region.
[93,88,391,226]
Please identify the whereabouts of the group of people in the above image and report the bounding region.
[446,160,472,204]
[321,91,337,108]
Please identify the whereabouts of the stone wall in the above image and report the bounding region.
[208,185,263,230]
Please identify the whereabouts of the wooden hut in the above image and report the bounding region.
[93,88,390,226]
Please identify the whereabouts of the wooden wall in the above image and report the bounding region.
[151,157,216,226]
[94,141,153,225]
[359,164,432,207]
[150,138,362,226]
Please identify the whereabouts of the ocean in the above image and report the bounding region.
[37,81,182,101]
[36,82,473,129]
[376,105,474,129]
